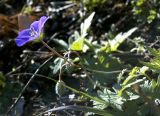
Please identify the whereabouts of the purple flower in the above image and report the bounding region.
[15,16,49,47]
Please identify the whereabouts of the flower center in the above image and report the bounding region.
[30,27,38,37]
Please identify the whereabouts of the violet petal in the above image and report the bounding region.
[30,21,40,36]
[15,16,49,47]
[15,29,34,46]
[38,16,49,32]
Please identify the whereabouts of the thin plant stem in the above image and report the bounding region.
[41,40,65,59]
[9,73,107,105]
[42,40,124,74]
[41,40,79,68]
[41,41,126,88]
[58,63,66,81]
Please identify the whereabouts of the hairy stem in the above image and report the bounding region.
[41,40,79,68]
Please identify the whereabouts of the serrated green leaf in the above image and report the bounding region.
[118,78,145,96]
[141,58,160,70]
[147,47,160,57]
[97,89,124,111]
[81,52,127,88]
[55,80,68,96]
[141,80,160,99]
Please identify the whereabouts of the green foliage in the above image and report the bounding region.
[75,0,109,10]
[91,66,160,116]
[81,52,127,87]
[130,37,145,53]
[131,0,159,23]
[147,47,160,57]
[71,12,95,51]
[142,58,160,70]
[100,27,137,52]
[55,80,68,96]
[4,0,160,115]
[140,47,160,98]
[141,79,160,99]
[50,58,64,75]
[97,88,125,110]
[71,37,84,51]
[80,12,95,38]
[141,47,160,70]
[48,9,160,115]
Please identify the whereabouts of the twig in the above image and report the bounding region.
[37,105,112,116]
[6,57,53,114]
[5,65,23,76]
